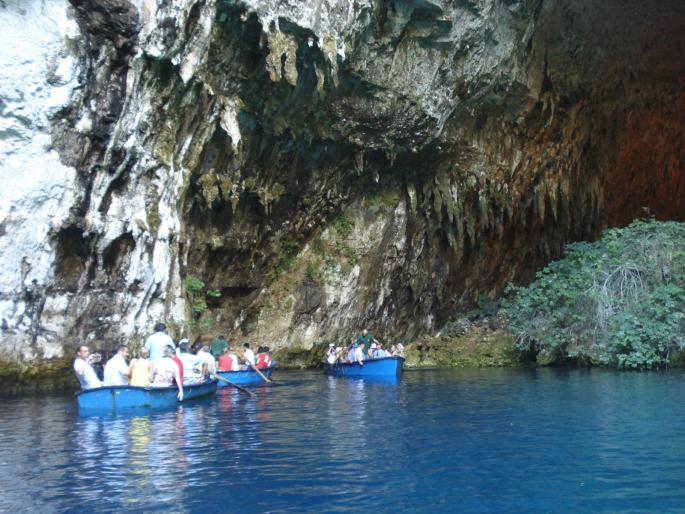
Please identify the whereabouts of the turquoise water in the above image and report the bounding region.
[1,369,684,513]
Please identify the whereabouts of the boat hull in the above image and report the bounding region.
[216,368,273,387]
[325,356,405,377]
[76,381,217,411]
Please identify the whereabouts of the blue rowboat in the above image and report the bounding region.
[76,381,218,411]
[325,356,405,377]
[216,367,273,387]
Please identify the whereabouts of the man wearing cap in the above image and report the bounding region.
[367,342,377,360]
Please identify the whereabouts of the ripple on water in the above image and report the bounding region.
[1,369,685,513]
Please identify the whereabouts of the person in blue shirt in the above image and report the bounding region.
[373,342,387,359]
[346,343,357,363]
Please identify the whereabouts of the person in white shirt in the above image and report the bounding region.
[353,343,364,365]
[197,345,216,376]
[228,349,241,371]
[144,323,175,361]
[242,343,255,368]
[178,341,206,384]
[151,345,183,400]
[73,345,103,390]
[103,346,130,386]
[326,343,337,364]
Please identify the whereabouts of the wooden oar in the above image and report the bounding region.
[250,364,273,383]
[212,373,256,397]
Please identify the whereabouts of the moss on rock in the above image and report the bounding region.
[0,357,77,392]
[404,326,519,368]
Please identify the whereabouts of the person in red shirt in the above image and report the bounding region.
[255,346,272,369]
[217,347,235,372]
[167,344,184,385]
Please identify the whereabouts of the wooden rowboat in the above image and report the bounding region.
[325,356,405,377]
[76,381,218,411]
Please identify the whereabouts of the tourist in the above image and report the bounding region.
[217,347,236,372]
[394,342,405,357]
[191,339,204,354]
[255,346,272,369]
[144,323,175,361]
[210,335,229,359]
[356,329,374,355]
[367,343,377,360]
[325,343,337,364]
[353,342,365,365]
[73,345,103,390]
[103,345,130,386]
[179,341,206,384]
[197,344,216,376]
[171,342,185,383]
[373,343,387,358]
[151,345,183,400]
[128,347,153,386]
[346,342,357,363]
[243,343,256,368]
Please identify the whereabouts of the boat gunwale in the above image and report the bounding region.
[326,356,405,369]
[75,380,217,397]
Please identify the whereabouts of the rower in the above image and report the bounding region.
[242,343,256,369]
[73,345,103,390]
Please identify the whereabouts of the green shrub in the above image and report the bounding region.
[184,274,221,321]
[503,219,685,368]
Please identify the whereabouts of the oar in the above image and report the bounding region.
[250,364,273,383]
[212,373,256,397]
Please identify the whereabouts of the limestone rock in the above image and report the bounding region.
[1,0,684,373]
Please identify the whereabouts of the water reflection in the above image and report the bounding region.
[2,370,685,513]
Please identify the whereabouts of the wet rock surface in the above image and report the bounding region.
[1,0,684,378]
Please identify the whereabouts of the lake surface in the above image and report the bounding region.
[1,369,684,513]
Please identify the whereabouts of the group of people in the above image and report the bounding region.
[325,329,405,365]
[73,323,273,398]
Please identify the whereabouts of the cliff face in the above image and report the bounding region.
[1,0,684,368]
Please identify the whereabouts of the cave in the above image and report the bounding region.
[53,226,93,291]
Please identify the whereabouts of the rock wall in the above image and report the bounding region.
[1,0,684,370]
